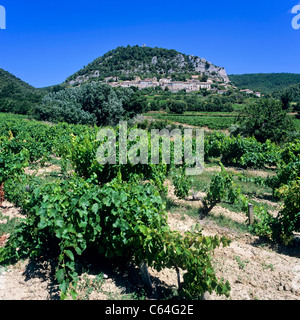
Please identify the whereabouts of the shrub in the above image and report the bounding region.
[221,135,279,168]
[202,165,240,214]
[250,181,300,245]
[275,181,300,244]
[172,167,192,199]
[204,131,226,160]
[1,174,231,300]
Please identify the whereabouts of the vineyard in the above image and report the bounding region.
[145,113,236,130]
[144,110,300,132]
[0,112,299,300]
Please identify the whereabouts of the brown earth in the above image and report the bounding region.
[24,163,61,177]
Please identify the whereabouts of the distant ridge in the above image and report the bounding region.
[0,68,43,114]
[0,68,35,91]
[229,73,300,94]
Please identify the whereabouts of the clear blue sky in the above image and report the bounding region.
[0,0,299,88]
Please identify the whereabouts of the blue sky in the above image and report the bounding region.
[0,0,299,88]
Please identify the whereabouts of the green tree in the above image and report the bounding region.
[33,83,145,126]
[201,74,209,82]
[280,91,291,110]
[168,100,187,114]
[294,102,300,112]
[122,90,147,117]
[236,98,294,143]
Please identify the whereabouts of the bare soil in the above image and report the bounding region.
[24,163,61,177]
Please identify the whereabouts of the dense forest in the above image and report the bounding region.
[229,73,300,94]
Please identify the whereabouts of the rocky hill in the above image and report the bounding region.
[65,45,230,86]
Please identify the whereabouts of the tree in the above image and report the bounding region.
[280,91,291,110]
[122,90,147,117]
[294,102,300,112]
[201,74,209,82]
[168,99,187,114]
[33,83,145,126]
[236,98,294,143]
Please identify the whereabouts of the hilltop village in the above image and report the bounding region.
[103,75,261,96]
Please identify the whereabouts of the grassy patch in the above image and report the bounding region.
[206,212,250,234]
[165,198,199,217]
[151,114,236,130]
[234,176,273,199]
[190,169,217,193]
[0,213,22,236]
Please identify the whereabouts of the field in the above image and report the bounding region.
[0,112,299,301]
[144,112,237,130]
[0,155,299,300]
[144,110,300,132]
